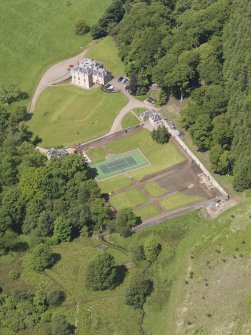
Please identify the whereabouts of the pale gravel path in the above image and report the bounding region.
[29,46,91,113]
[108,87,159,134]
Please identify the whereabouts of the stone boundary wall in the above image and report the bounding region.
[80,125,142,151]
[133,198,217,232]
[51,73,71,85]
[163,121,229,200]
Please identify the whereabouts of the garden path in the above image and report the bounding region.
[29,46,91,113]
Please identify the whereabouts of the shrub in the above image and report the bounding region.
[85,252,118,291]
[46,287,65,307]
[8,270,20,280]
[53,216,72,243]
[30,243,54,272]
[114,208,139,237]
[131,245,145,262]
[75,20,90,35]
[125,276,153,309]
[151,126,170,144]
[51,315,74,335]
[144,236,161,263]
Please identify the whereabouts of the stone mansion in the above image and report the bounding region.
[71,58,112,89]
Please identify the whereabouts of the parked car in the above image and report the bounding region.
[68,64,74,68]
[117,76,123,82]
[146,96,155,104]
[122,78,128,84]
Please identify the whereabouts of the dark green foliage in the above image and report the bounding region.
[125,275,153,309]
[75,19,90,35]
[0,289,49,333]
[152,126,170,144]
[91,0,125,39]
[30,243,54,272]
[108,0,251,190]
[0,230,18,255]
[8,270,20,280]
[0,85,29,104]
[144,236,161,263]
[110,208,139,236]
[51,315,74,335]
[46,287,65,307]
[53,216,72,243]
[131,245,145,262]
[85,252,118,291]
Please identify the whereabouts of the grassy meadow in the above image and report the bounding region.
[28,86,128,147]
[0,0,112,93]
[86,36,125,76]
[2,201,251,334]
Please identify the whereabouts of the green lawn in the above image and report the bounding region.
[107,129,185,180]
[86,147,106,163]
[134,204,160,220]
[28,86,128,147]
[110,189,148,210]
[121,112,140,129]
[0,0,112,93]
[132,108,147,116]
[99,175,132,194]
[144,182,167,197]
[86,36,125,76]
[160,193,202,211]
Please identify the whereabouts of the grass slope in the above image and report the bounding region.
[28,86,128,147]
[0,0,112,93]
[107,129,185,180]
[86,36,125,76]
[1,202,251,334]
[121,112,140,129]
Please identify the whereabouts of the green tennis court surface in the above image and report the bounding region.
[90,149,149,180]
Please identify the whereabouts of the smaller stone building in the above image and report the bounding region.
[71,58,111,89]
[139,110,164,128]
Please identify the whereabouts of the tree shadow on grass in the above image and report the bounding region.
[49,253,61,268]
[12,241,29,252]
[87,167,98,179]
[115,264,128,286]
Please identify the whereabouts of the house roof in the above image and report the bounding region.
[140,110,164,122]
[47,148,69,158]
[72,58,108,77]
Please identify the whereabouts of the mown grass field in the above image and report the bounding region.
[110,189,148,209]
[28,86,128,147]
[144,182,167,197]
[160,193,202,211]
[86,36,125,76]
[1,201,251,334]
[134,204,160,220]
[87,147,106,163]
[107,129,185,181]
[121,112,140,129]
[0,0,112,93]
[99,175,132,194]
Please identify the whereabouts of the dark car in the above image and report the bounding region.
[117,76,123,82]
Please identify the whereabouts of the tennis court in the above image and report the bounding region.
[90,149,149,180]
